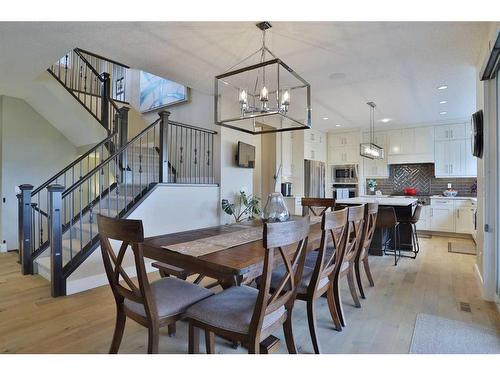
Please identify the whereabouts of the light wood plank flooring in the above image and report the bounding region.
[0,235,498,354]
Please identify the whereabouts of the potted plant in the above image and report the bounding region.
[221,191,261,223]
[367,179,378,194]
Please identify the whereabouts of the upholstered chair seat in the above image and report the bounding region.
[124,277,213,318]
[185,285,285,334]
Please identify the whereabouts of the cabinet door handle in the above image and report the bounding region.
[431,208,433,216]
[450,129,453,139]
[450,164,453,174]
[445,130,449,138]
[457,210,460,219]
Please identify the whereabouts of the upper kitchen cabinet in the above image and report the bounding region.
[304,129,326,162]
[434,123,468,141]
[434,124,476,177]
[387,126,434,164]
[327,131,361,165]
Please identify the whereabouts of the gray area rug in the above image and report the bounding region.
[409,313,500,354]
[448,241,476,255]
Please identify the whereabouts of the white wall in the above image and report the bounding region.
[219,127,256,224]
[474,22,500,300]
[0,96,78,251]
[66,184,220,294]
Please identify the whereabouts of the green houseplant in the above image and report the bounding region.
[367,179,378,193]
[221,191,261,223]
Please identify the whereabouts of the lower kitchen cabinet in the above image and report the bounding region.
[415,205,430,231]
[430,205,455,232]
[455,200,474,234]
[427,198,475,234]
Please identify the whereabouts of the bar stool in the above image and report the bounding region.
[376,207,401,266]
[395,204,422,259]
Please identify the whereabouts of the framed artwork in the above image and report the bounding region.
[139,71,189,112]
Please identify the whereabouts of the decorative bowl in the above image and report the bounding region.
[443,190,458,197]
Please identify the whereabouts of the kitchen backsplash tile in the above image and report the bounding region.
[367,163,477,197]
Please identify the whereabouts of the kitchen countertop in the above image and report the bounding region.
[430,195,477,200]
[336,197,418,206]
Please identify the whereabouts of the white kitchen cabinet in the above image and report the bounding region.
[328,131,360,148]
[435,138,475,177]
[304,130,326,162]
[363,156,389,178]
[434,123,467,141]
[465,141,478,176]
[329,146,359,165]
[415,205,431,231]
[387,126,434,164]
[430,205,455,232]
[327,131,360,165]
[454,200,474,234]
[429,198,475,234]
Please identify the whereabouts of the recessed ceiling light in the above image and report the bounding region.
[437,85,448,90]
[380,118,392,123]
[440,111,447,115]
[335,124,342,127]
[439,100,448,104]
[322,117,329,120]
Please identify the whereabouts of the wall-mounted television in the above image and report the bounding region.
[236,141,255,168]
[471,110,484,158]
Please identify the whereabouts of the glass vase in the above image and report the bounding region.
[263,192,289,222]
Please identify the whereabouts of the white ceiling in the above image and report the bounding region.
[0,22,489,131]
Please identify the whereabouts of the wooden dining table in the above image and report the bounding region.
[141,217,324,287]
[141,216,324,353]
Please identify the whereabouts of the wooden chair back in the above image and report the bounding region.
[358,203,379,260]
[97,214,157,321]
[344,205,366,264]
[301,198,336,217]
[309,208,349,293]
[251,216,310,333]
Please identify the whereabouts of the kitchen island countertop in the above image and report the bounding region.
[336,197,418,206]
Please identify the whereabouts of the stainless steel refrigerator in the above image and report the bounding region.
[304,160,325,198]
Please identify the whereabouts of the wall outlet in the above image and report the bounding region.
[447,183,452,189]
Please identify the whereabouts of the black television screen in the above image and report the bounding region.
[237,141,255,168]
[471,110,483,158]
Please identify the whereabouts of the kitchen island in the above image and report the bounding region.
[336,196,418,256]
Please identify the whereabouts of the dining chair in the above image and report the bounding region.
[354,202,379,299]
[301,197,336,217]
[293,208,349,353]
[332,204,365,328]
[185,216,310,354]
[97,214,214,354]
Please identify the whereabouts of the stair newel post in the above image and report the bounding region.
[18,184,34,274]
[159,111,171,183]
[101,72,111,131]
[118,106,129,181]
[48,184,66,297]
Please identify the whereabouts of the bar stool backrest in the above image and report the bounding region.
[375,206,398,229]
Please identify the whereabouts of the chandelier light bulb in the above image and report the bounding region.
[281,89,290,106]
[239,89,248,104]
[260,86,269,102]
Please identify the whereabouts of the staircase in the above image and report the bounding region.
[17,49,217,297]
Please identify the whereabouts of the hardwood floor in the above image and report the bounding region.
[0,235,498,354]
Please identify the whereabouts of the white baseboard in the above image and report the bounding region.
[474,262,484,287]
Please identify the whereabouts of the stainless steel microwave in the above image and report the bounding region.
[332,164,358,183]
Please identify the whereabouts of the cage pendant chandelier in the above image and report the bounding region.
[214,21,312,135]
[360,101,384,160]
